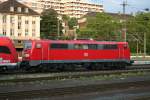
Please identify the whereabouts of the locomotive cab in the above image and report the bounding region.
[0,37,18,71]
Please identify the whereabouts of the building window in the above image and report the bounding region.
[17,7,22,12]
[32,3,36,6]
[32,29,35,36]
[2,29,6,36]
[18,22,21,29]
[25,8,29,13]
[2,15,6,23]
[32,33,35,37]
[32,21,35,24]
[25,29,28,36]
[10,16,14,24]
[18,16,21,20]
[10,29,14,36]
[25,20,28,24]
[32,29,35,32]
[10,6,14,12]
[18,33,21,36]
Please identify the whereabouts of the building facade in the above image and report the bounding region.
[19,0,104,18]
[0,0,40,48]
[18,0,44,14]
[64,0,103,18]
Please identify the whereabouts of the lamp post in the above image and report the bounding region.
[57,16,61,39]
[73,26,78,39]
[143,8,149,57]
[121,0,128,42]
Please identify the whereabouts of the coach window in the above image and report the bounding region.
[50,43,68,49]
[0,46,11,54]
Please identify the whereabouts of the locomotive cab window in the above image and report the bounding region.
[50,43,68,49]
[0,46,11,54]
[24,41,32,49]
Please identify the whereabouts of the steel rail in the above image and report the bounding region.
[0,67,150,83]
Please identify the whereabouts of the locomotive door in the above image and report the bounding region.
[35,42,48,65]
[41,42,49,61]
[119,44,125,59]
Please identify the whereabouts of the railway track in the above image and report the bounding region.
[0,64,150,83]
[1,71,150,99]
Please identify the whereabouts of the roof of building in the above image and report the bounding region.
[0,0,40,15]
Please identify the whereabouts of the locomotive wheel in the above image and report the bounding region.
[0,66,7,72]
[57,64,65,71]
[120,63,127,69]
[116,62,126,69]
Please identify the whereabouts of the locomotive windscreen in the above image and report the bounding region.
[24,41,32,49]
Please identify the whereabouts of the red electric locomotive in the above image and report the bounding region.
[0,36,18,71]
[21,39,132,71]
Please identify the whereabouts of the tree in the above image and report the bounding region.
[68,17,78,29]
[40,9,63,39]
[62,15,70,23]
[78,13,121,41]
[127,12,150,54]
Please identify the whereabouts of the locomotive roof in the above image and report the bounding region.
[31,39,127,44]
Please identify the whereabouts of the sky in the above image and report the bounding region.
[89,0,150,14]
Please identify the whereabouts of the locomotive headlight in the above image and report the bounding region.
[25,54,30,58]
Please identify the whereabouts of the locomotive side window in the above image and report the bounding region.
[88,44,98,49]
[103,44,118,49]
[74,44,82,49]
[0,46,11,54]
[83,44,88,49]
[98,44,103,49]
[74,44,98,49]
[74,44,88,49]
[50,43,68,49]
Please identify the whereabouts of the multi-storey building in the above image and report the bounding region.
[18,0,44,14]
[19,0,104,18]
[0,0,40,48]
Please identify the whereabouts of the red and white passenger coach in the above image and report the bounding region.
[21,39,132,70]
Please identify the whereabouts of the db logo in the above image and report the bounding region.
[84,53,88,57]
